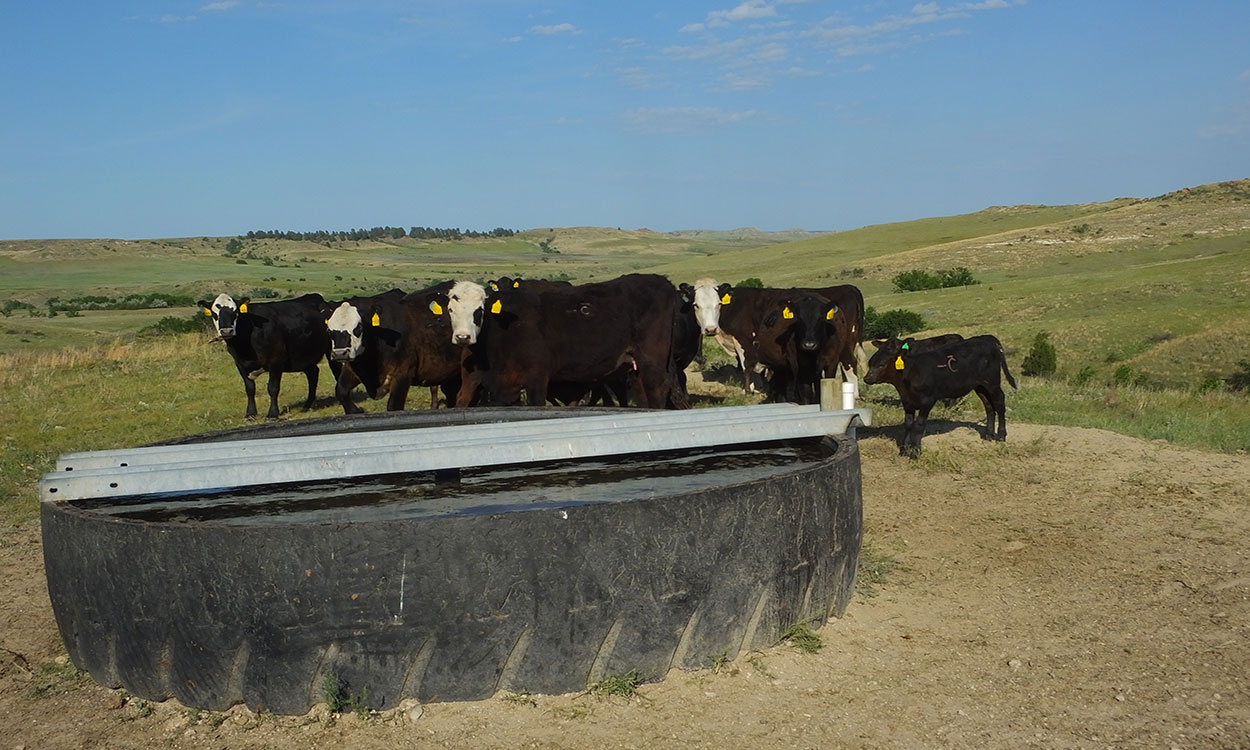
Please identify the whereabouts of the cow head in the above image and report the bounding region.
[324,301,367,362]
[488,276,521,292]
[767,293,837,352]
[686,278,731,337]
[198,293,247,339]
[863,337,907,384]
[428,280,487,345]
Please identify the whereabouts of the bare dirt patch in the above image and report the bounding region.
[3,423,1248,748]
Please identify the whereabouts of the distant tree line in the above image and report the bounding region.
[242,226,517,243]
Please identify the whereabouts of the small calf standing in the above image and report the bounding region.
[864,335,1018,457]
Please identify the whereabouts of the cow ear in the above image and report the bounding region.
[825,304,838,320]
[198,300,213,316]
[871,339,887,349]
[678,283,694,303]
[429,300,444,315]
[237,298,250,313]
[488,281,499,291]
[763,310,779,327]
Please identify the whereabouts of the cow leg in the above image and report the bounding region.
[386,375,412,411]
[973,387,995,439]
[265,371,282,420]
[427,385,440,409]
[901,408,918,457]
[241,373,259,421]
[302,365,319,410]
[989,385,1008,441]
[336,366,365,415]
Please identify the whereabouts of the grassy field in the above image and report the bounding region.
[2,179,1248,523]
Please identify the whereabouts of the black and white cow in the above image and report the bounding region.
[198,292,336,420]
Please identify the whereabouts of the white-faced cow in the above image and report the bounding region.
[322,284,464,412]
[864,334,1018,457]
[454,274,680,408]
[198,292,336,420]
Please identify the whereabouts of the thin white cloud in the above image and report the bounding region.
[159,14,197,23]
[620,106,762,135]
[530,23,581,35]
[200,0,240,11]
[619,67,662,90]
[683,1,777,32]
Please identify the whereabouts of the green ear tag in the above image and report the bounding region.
[901,342,910,350]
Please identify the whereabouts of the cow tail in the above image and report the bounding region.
[997,340,1019,390]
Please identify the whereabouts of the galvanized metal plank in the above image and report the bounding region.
[40,407,871,503]
[55,403,813,472]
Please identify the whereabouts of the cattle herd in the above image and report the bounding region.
[198,273,1017,457]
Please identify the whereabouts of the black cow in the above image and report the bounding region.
[198,292,337,420]
[323,283,463,413]
[714,286,838,403]
[455,274,679,409]
[753,290,839,405]
[864,334,1018,457]
[808,284,865,387]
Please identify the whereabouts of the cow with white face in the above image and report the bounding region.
[429,280,488,346]
[690,277,732,337]
[196,292,335,420]
[325,301,367,363]
[204,292,244,339]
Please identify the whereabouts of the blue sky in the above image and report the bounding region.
[2,1,1248,239]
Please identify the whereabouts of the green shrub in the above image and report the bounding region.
[1227,360,1250,393]
[1071,365,1098,387]
[892,267,980,292]
[1021,331,1058,377]
[736,277,764,288]
[863,307,926,339]
[891,269,943,292]
[140,313,212,336]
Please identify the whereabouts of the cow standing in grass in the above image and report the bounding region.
[864,335,1018,457]
[198,292,337,420]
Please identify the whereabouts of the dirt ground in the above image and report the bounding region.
[3,421,1249,749]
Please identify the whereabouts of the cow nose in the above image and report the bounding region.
[801,340,818,351]
[218,327,235,338]
[454,333,471,345]
[703,326,718,336]
[331,349,352,361]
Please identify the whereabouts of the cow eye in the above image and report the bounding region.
[473,308,483,326]
[353,325,362,336]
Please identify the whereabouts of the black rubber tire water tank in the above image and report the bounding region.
[41,409,862,714]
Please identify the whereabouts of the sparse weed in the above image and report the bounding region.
[856,538,909,600]
[780,621,823,654]
[747,652,775,679]
[710,649,731,674]
[588,669,646,699]
[502,690,537,707]
[28,660,90,698]
[549,703,592,720]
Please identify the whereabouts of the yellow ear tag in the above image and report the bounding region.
[895,356,905,370]
[239,303,248,313]
[491,299,503,314]
[429,301,443,315]
[324,318,330,325]
[512,281,520,288]
[721,293,731,305]
[489,282,498,291]
[371,312,381,327]
[825,308,837,320]
[203,308,213,317]
[782,307,794,320]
